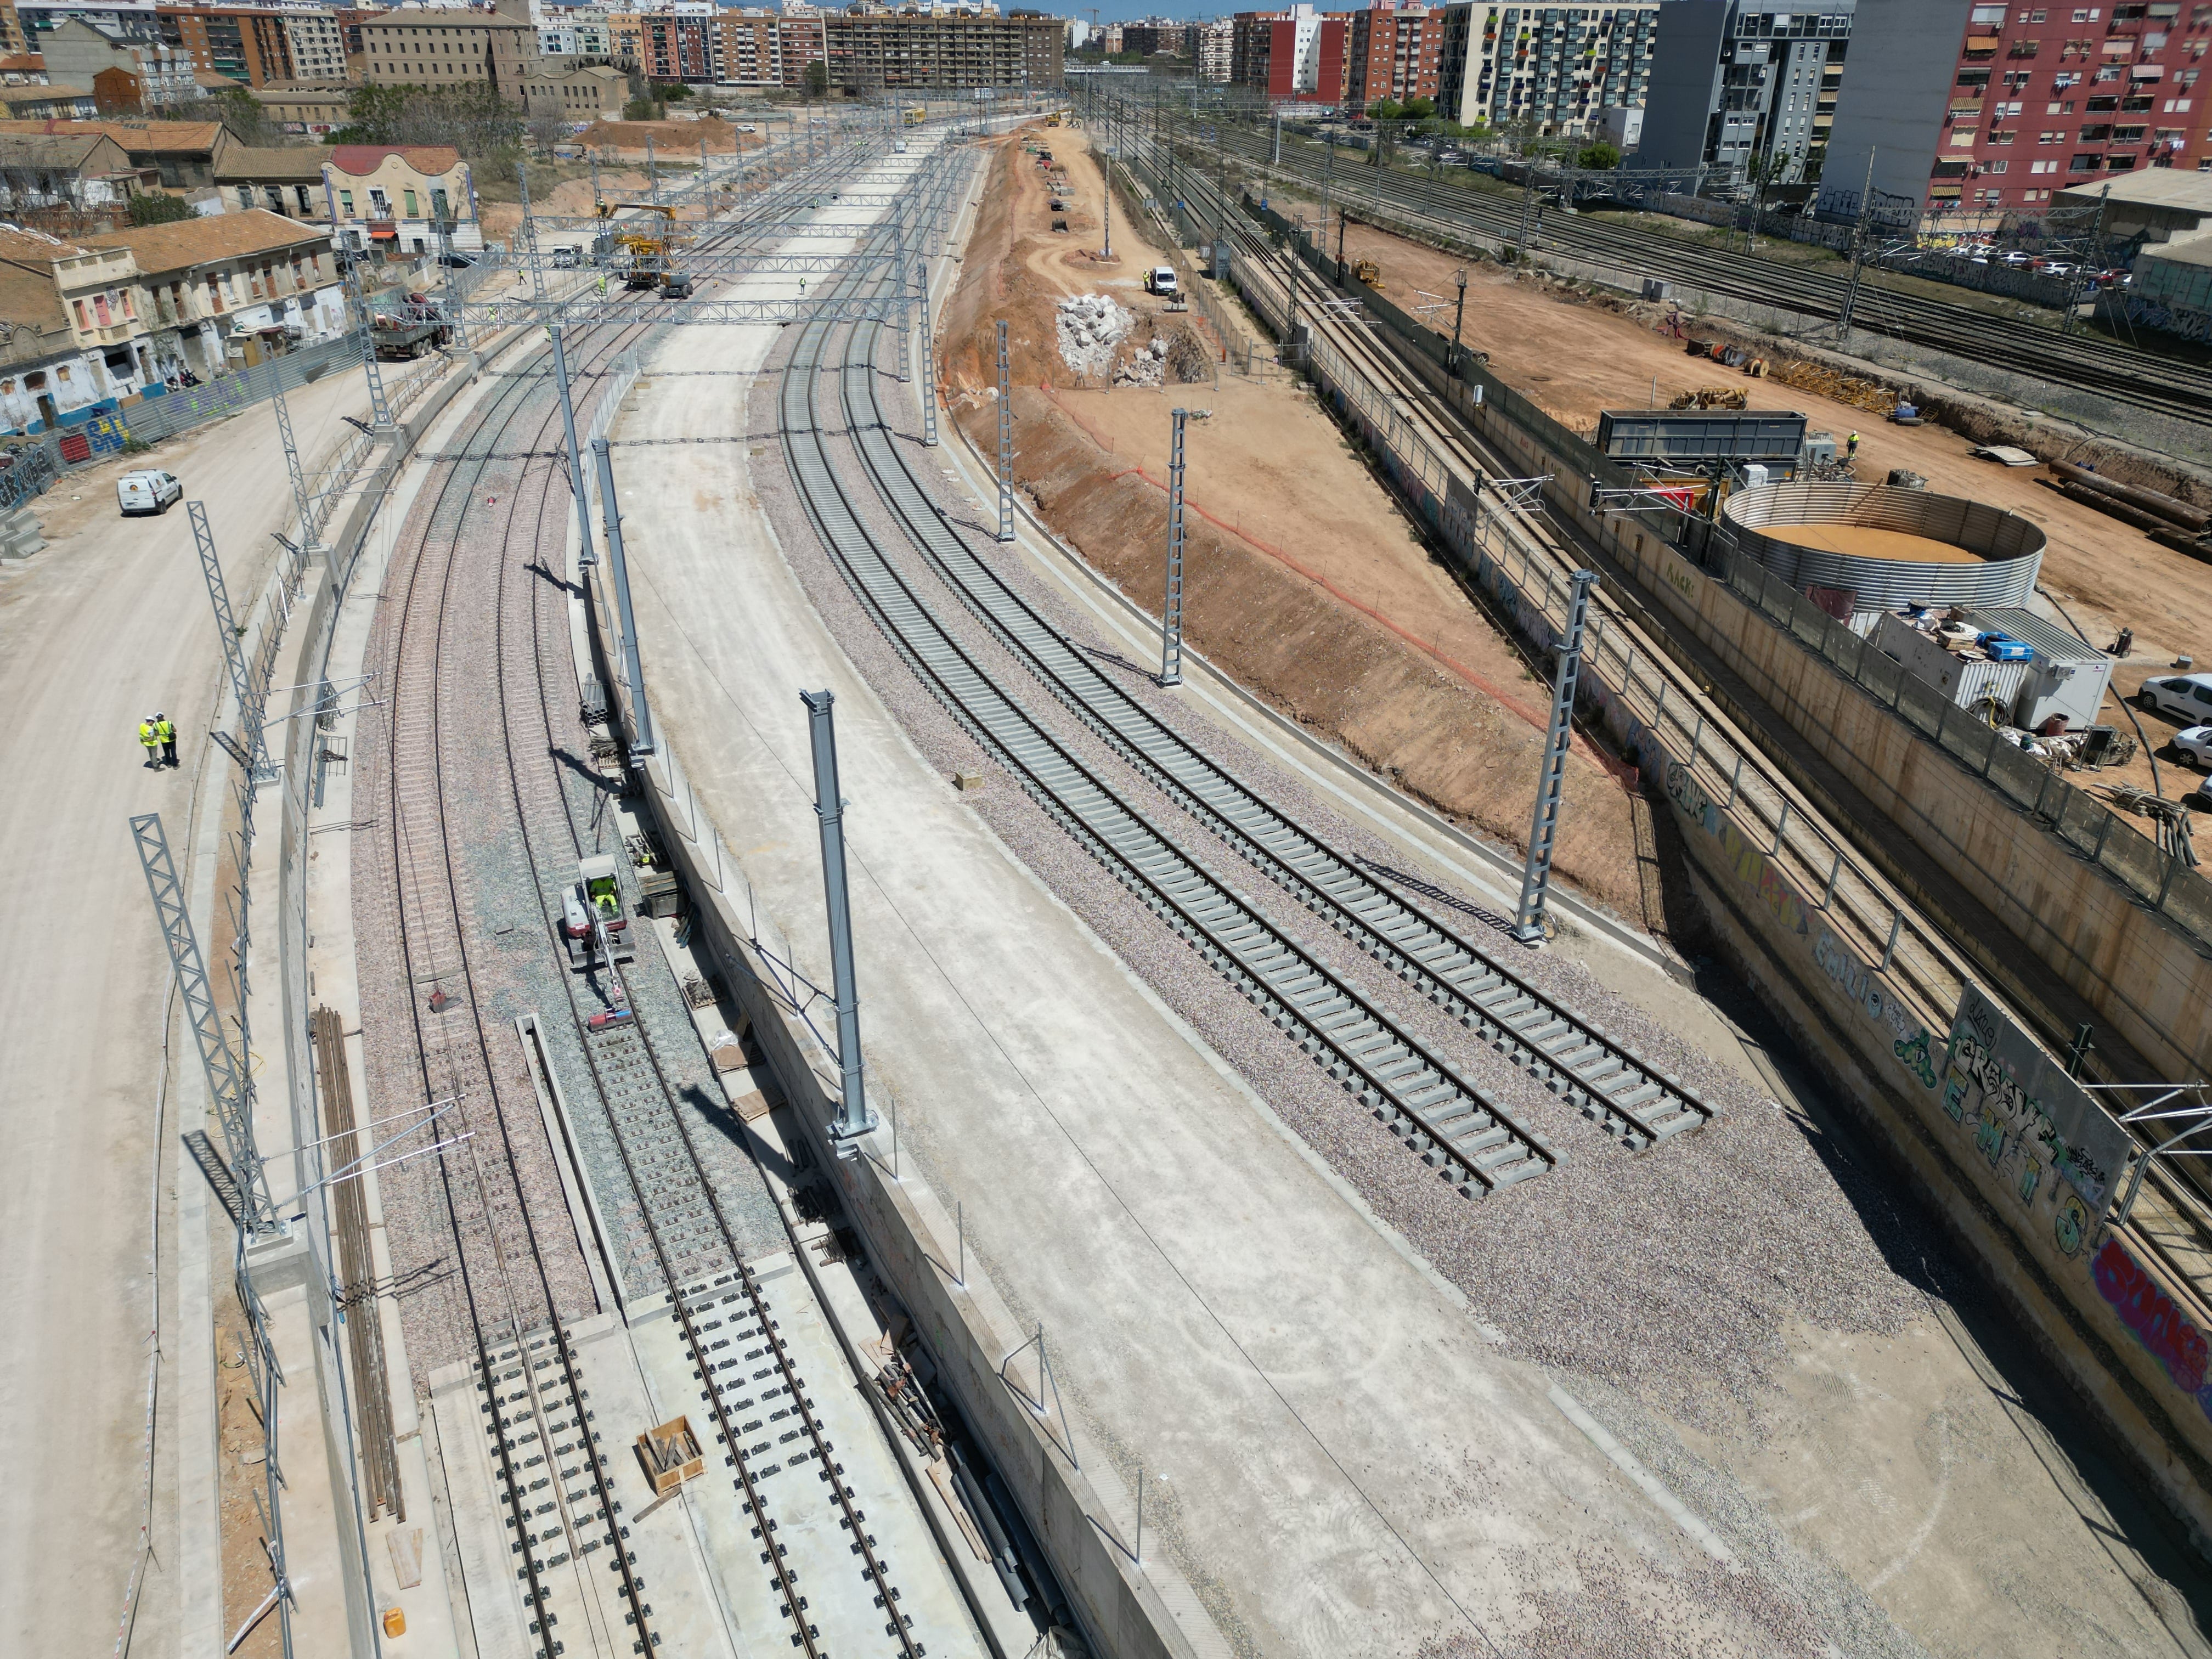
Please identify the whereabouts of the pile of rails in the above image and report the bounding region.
[2045,458,2212,561]
[1773,358,1900,416]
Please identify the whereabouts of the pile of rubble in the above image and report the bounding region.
[1056,291,1130,380]
[1113,336,1169,387]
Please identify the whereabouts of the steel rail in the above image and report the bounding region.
[467,139,929,1659]
[1170,110,2212,427]
[843,318,1707,1149]
[785,253,1555,1196]
[376,314,659,1659]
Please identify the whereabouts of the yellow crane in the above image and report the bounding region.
[599,202,682,290]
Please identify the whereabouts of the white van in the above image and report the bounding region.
[1145,265,1179,297]
[117,469,181,516]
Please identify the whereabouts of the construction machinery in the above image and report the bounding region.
[904,105,927,127]
[600,202,683,290]
[562,853,636,970]
[1353,257,1383,290]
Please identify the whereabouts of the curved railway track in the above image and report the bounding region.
[842,278,1709,1150]
[362,139,927,1659]
[778,191,1722,1194]
[1165,109,2212,430]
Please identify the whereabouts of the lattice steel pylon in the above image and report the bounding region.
[1161,407,1187,687]
[343,256,394,430]
[267,379,314,542]
[1513,570,1599,944]
[190,500,247,716]
[995,318,1014,543]
[516,162,544,302]
[917,253,939,447]
[131,812,280,1236]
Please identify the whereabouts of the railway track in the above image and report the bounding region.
[360,137,932,1659]
[1158,105,2212,431]
[781,178,1723,1191]
[1137,135,1971,1034]
[843,267,1709,1152]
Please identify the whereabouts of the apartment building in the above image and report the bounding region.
[1347,2,1442,111]
[639,11,709,80]
[715,10,781,86]
[778,11,824,86]
[159,7,301,88]
[1821,0,2212,228]
[281,10,345,83]
[0,127,137,213]
[1119,18,1186,56]
[41,17,195,108]
[820,10,1061,92]
[1434,2,1658,136]
[1232,5,1348,103]
[1640,3,1853,182]
[1190,17,1234,81]
[353,3,542,104]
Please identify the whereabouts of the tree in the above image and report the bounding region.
[332,82,522,161]
[662,82,693,101]
[1368,98,1403,122]
[1576,140,1621,171]
[127,191,191,226]
[1403,96,1435,120]
[623,94,662,122]
[803,60,829,100]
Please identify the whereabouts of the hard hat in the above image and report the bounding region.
[155,710,165,719]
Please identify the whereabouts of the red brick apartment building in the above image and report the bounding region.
[1822,0,2212,227]
[1346,1,1441,111]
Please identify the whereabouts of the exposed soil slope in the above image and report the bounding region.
[941,129,1644,916]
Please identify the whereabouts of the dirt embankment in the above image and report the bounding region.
[940,132,1645,917]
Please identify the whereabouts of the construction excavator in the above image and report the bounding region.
[599,202,684,291]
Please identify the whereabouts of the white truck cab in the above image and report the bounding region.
[116,470,181,516]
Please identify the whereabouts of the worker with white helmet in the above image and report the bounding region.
[138,714,160,769]
[154,710,177,768]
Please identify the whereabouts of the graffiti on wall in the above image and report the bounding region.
[2094,1235,2212,1424]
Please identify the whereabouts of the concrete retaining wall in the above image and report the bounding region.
[1209,211,2212,1546]
[619,732,1201,1659]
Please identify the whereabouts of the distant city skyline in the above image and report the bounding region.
[1066,3,1221,26]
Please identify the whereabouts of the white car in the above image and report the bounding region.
[2140,673,2212,722]
[2175,725,2212,769]
[116,469,181,516]
[1145,265,1179,297]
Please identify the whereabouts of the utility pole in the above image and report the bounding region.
[995,319,1015,541]
[1516,167,1538,261]
[589,437,655,760]
[516,162,542,301]
[189,499,249,724]
[589,149,601,213]
[1282,216,1303,364]
[800,690,876,1141]
[1835,146,1878,346]
[1323,132,1336,282]
[647,133,659,206]
[549,324,595,567]
[267,376,314,544]
[1513,571,1599,945]
[917,251,939,446]
[1449,266,1468,370]
[1272,104,1282,168]
[342,254,393,431]
[1161,407,1187,686]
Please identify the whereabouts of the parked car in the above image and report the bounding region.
[2140,673,2212,721]
[1144,264,1179,297]
[116,469,181,516]
[2000,250,2035,266]
[2175,725,2212,769]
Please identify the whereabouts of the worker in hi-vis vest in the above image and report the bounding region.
[154,711,177,768]
[139,715,162,769]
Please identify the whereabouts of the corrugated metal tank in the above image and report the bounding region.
[1721,480,2045,613]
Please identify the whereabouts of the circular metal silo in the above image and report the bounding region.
[1721,481,2046,616]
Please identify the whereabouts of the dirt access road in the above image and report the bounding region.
[1317,215,2212,799]
[0,365,381,1659]
[941,125,1645,915]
